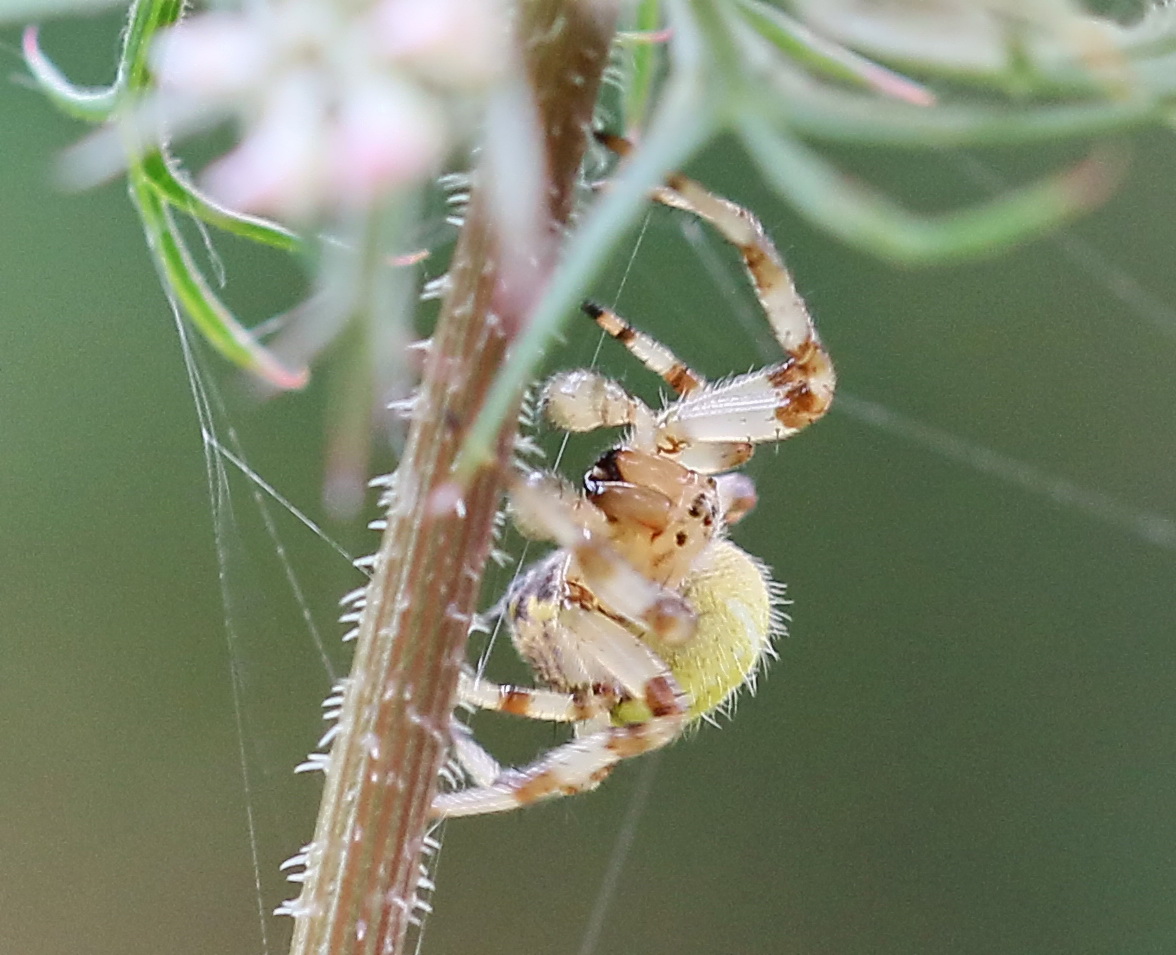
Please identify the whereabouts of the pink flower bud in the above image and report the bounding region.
[328,79,448,207]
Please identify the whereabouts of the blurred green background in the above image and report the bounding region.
[3,14,1176,955]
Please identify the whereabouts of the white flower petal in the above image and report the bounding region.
[152,15,270,97]
[327,80,448,206]
[203,73,327,219]
[371,0,509,89]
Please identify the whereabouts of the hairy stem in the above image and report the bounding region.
[285,3,619,954]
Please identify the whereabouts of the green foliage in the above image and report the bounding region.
[456,0,1176,475]
[22,0,1176,465]
[24,0,309,389]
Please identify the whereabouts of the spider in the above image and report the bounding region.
[432,135,836,818]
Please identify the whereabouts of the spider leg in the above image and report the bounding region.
[509,470,697,644]
[541,367,656,440]
[654,174,819,357]
[581,300,706,396]
[597,132,836,471]
[446,685,614,791]
[598,131,818,359]
[539,300,704,440]
[433,611,688,818]
[457,667,617,723]
[448,718,501,788]
[434,729,621,817]
[446,670,621,798]
[651,170,837,448]
[658,355,834,473]
[715,472,757,524]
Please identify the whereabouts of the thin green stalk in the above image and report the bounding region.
[454,0,717,479]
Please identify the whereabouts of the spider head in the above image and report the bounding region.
[581,447,722,590]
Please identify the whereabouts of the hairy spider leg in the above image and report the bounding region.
[433,607,689,818]
[456,668,617,724]
[508,469,698,644]
[596,132,837,473]
[581,300,706,396]
[541,366,656,437]
[448,718,501,788]
[597,131,817,357]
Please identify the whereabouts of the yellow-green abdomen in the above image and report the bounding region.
[662,539,775,719]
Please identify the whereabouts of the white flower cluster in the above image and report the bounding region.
[151,0,510,220]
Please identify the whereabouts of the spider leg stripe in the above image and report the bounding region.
[767,342,836,430]
[458,669,613,723]
[432,710,686,818]
[596,130,828,364]
[581,300,706,396]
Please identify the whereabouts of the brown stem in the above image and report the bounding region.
[285,3,619,955]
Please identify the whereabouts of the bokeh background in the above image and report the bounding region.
[3,13,1176,955]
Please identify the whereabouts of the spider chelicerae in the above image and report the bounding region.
[433,135,836,818]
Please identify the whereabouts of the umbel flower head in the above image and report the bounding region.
[151,0,510,221]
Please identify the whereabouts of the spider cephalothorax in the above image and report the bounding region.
[432,135,835,818]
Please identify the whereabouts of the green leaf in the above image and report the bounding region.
[140,153,303,253]
[129,163,309,389]
[736,0,934,106]
[1,0,120,23]
[738,113,1123,265]
[619,0,666,135]
[21,26,118,122]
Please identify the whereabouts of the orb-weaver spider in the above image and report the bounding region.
[434,135,835,817]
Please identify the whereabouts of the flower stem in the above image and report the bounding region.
[285,4,619,955]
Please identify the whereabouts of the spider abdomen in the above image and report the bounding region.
[649,539,775,719]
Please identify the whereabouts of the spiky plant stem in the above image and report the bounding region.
[286,3,619,954]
